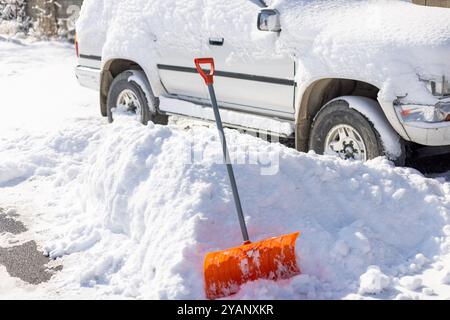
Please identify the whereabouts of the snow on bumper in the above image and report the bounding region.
[75,65,101,91]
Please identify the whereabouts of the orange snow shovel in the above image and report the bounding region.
[194,58,301,300]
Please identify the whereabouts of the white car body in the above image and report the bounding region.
[75,0,450,159]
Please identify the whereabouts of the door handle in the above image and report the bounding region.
[209,37,224,46]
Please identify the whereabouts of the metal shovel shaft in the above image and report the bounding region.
[207,84,250,243]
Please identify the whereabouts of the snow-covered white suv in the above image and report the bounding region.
[75,0,450,165]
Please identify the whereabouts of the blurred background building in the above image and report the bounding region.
[413,0,450,7]
[0,0,83,38]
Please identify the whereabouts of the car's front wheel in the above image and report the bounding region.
[309,99,405,165]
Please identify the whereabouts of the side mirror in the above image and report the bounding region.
[257,9,281,32]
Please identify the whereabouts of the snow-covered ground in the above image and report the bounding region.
[1,40,450,300]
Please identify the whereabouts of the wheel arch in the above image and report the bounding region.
[100,58,161,117]
[295,78,382,152]
[325,96,404,160]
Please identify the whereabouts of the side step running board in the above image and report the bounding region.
[158,96,295,138]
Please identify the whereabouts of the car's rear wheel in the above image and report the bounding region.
[309,100,394,162]
[107,70,161,125]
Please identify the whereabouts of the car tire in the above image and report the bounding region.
[107,70,158,125]
[309,100,405,164]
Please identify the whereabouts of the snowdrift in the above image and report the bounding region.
[4,115,444,299]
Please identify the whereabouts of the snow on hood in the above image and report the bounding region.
[77,0,450,106]
[273,0,450,104]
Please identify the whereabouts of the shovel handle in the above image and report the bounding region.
[195,58,215,85]
[194,57,250,244]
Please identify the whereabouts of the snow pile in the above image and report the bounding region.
[76,0,450,107]
[358,266,390,295]
[6,115,443,299]
[0,160,34,185]
[399,275,423,291]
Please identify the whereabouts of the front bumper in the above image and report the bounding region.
[402,121,450,146]
[395,100,450,146]
[75,65,101,91]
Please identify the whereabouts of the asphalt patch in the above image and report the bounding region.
[0,207,62,285]
[0,241,62,285]
[0,209,27,235]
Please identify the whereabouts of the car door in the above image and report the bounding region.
[156,0,208,100]
[203,0,295,119]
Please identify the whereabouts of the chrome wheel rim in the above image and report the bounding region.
[116,89,141,117]
[324,124,367,161]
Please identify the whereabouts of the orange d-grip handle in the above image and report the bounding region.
[195,58,215,85]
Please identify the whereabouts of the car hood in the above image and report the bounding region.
[273,0,450,103]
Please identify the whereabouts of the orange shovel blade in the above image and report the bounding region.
[204,232,300,300]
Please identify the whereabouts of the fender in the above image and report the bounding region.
[325,96,403,159]
[127,70,158,113]
[293,76,411,153]
[102,55,167,98]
